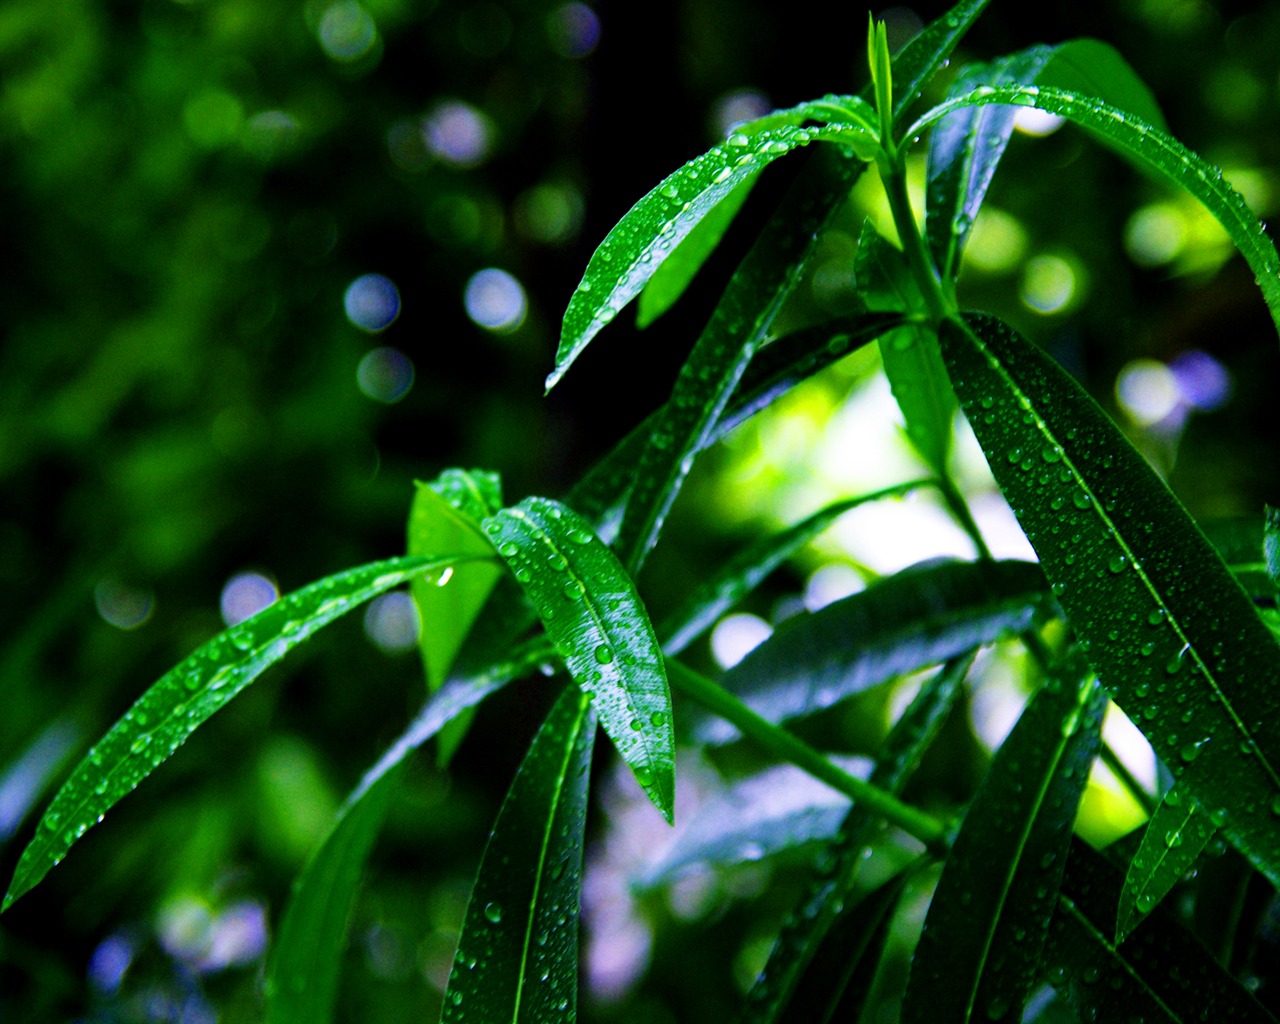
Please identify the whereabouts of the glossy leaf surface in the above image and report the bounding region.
[4,553,468,911]
[902,660,1105,1023]
[701,559,1045,743]
[1266,504,1280,587]
[442,684,596,1023]
[887,0,992,126]
[1116,783,1217,944]
[483,497,674,821]
[940,313,1280,885]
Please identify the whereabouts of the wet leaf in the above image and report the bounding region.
[1265,504,1280,589]
[264,649,544,1024]
[701,559,1045,743]
[887,0,993,126]
[483,497,674,821]
[940,313,1280,886]
[3,553,472,911]
[441,684,596,1024]
[902,656,1106,1024]
[1115,783,1217,945]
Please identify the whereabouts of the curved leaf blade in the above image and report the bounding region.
[3,553,469,912]
[701,559,1046,743]
[1266,504,1280,587]
[939,313,1280,885]
[910,87,1280,339]
[442,684,596,1023]
[483,497,674,821]
[1115,783,1217,945]
[902,658,1106,1024]
[887,0,992,126]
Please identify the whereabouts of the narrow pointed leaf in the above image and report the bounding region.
[887,0,992,126]
[442,684,596,1023]
[1116,783,1217,945]
[902,659,1106,1024]
[1047,838,1278,1023]
[658,480,932,655]
[408,469,505,765]
[550,115,877,390]
[483,497,674,821]
[3,553,471,912]
[910,88,1280,338]
[940,313,1280,886]
[614,146,867,573]
[701,559,1045,743]
[744,654,972,1023]
[1265,504,1280,587]
[265,649,541,1024]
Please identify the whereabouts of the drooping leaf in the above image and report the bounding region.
[614,146,867,574]
[939,313,1280,886]
[482,497,674,821]
[744,654,973,1023]
[902,656,1106,1024]
[701,559,1045,743]
[1035,39,1166,129]
[264,649,542,1024]
[636,171,760,329]
[407,469,505,764]
[3,553,472,911]
[1115,783,1217,945]
[887,0,992,126]
[441,684,596,1024]
[909,88,1280,339]
[549,111,878,391]
[1047,838,1278,1023]
[658,479,932,656]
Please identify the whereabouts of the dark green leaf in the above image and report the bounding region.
[1265,504,1280,588]
[3,553,470,912]
[483,497,674,821]
[1035,39,1166,129]
[887,0,992,126]
[910,88,1280,338]
[1201,517,1274,598]
[702,559,1045,743]
[658,479,932,656]
[902,657,1106,1024]
[940,313,1280,886]
[442,684,596,1024]
[1048,838,1278,1023]
[1116,783,1217,945]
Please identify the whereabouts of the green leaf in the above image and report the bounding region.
[939,313,1280,887]
[1047,838,1278,1023]
[636,171,760,329]
[1115,783,1217,945]
[887,0,992,126]
[613,147,868,573]
[3,553,470,912]
[1036,39,1166,130]
[408,469,505,764]
[442,684,596,1024]
[549,112,878,391]
[744,654,972,1023]
[701,559,1046,743]
[657,479,932,656]
[910,88,1280,340]
[1265,504,1280,588]
[902,656,1106,1024]
[264,651,540,1024]
[483,497,675,821]
[1201,516,1275,598]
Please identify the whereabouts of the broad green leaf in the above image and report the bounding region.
[744,654,972,1023]
[887,0,992,126]
[549,114,878,391]
[482,497,674,821]
[408,469,505,764]
[1047,838,1277,1023]
[902,657,1105,1024]
[939,313,1280,886]
[614,147,867,574]
[264,650,540,1024]
[909,88,1280,339]
[1116,783,1217,945]
[701,559,1045,743]
[1265,504,1280,587]
[635,171,760,329]
[442,684,596,1024]
[3,553,471,912]
[657,479,932,656]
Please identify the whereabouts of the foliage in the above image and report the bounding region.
[6,2,1280,1022]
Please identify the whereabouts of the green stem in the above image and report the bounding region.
[666,659,951,853]
[937,473,994,563]
[880,152,951,325]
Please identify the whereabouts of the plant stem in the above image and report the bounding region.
[937,473,994,562]
[666,659,951,853]
[880,152,950,325]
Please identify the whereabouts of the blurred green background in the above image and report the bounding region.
[2,1,1280,1020]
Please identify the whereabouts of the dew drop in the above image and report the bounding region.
[1108,555,1128,574]
[593,644,614,665]
[484,901,503,924]
[650,711,666,727]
